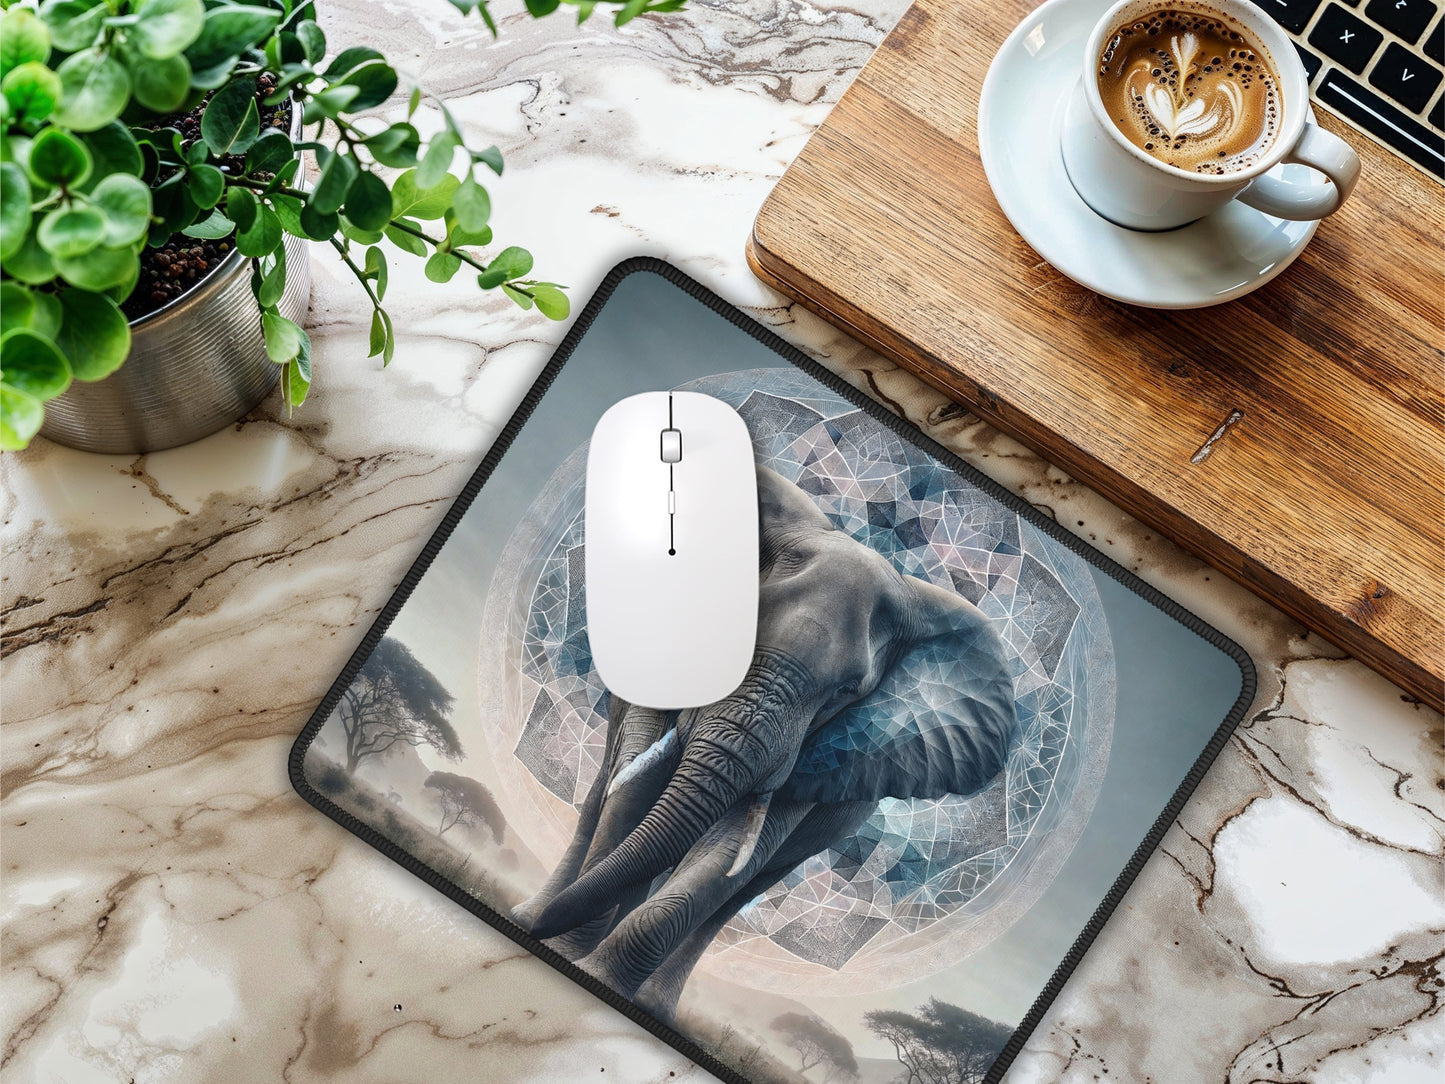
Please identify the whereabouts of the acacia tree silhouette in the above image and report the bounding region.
[863,999,1011,1084]
[425,771,505,841]
[771,1012,858,1082]
[337,637,462,772]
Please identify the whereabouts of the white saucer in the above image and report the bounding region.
[978,0,1323,309]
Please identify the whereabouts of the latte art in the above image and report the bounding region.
[1097,8,1281,173]
[1133,33,1244,140]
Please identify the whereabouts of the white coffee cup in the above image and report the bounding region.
[1061,0,1361,231]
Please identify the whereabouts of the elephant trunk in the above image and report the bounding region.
[529,653,814,940]
[529,754,746,938]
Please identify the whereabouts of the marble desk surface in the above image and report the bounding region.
[3,1,1442,1081]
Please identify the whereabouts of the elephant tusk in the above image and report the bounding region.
[727,792,773,878]
[607,729,677,798]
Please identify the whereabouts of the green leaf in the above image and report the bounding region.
[323,45,383,79]
[524,0,560,15]
[226,184,256,230]
[279,323,312,409]
[615,0,649,26]
[500,281,533,309]
[448,220,490,248]
[530,282,569,320]
[184,138,209,168]
[187,58,237,91]
[129,0,205,60]
[54,47,130,131]
[474,1,498,37]
[5,225,56,283]
[310,147,357,215]
[261,309,301,363]
[0,161,31,262]
[38,204,105,258]
[255,247,286,306]
[416,130,456,189]
[301,82,358,124]
[202,77,260,156]
[389,169,457,220]
[89,172,152,245]
[39,1,107,53]
[236,202,280,256]
[383,219,426,256]
[453,173,490,233]
[364,244,387,301]
[185,162,224,210]
[27,126,91,187]
[0,328,72,400]
[0,283,62,339]
[424,250,461,283]
[406,84,420,119]
[340,224,382,247]
[364,122,419,168]
[54,287,130,380]
[245,128,293,174]
[184,4,280,73]
[295,20,325,64]
[281,356,308,410]
[128,50,190,112]
[343,168,390,232]
[297,201,336,240]
[81,122,143,183]
[337,60,396,111]
[2,62,61,122]
[270,191,305,236]
[472,143,503,176]
[575,1,597,24]
[54,242,138,291]
[477,244,532,288]
[264,155,300,192]
[1,9,51,79]
[378,306,394,363]
[181,206,232,238]
[0,384,44,450]
[148,171,188,238]
[368,307,385,357]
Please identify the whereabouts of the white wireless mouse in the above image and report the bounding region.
[584,391,759,710]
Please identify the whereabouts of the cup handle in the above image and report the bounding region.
[1236,123,1361,220]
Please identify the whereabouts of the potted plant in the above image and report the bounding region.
[0,0,683,453]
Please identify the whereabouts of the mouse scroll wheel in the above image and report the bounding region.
[660,428,682,463]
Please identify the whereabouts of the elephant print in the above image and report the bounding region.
[512,466,1021,1021]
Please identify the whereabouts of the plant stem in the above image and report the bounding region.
[327,237,383,312]
[385,219,489,274]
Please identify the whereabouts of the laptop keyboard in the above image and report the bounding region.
[1259,0,1445,179]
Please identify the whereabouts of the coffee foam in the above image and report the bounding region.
[1097,8,1281,173]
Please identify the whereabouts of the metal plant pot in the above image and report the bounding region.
[37,230,311,455]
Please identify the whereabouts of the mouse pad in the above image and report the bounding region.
[291,259,1254,1084]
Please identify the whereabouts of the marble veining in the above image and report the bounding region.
[3,1,1441,1081]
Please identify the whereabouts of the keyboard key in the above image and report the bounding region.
[1318,68,1444,175]
[1425,18,1444,62]
[1370,42,1443,110]
[1296,43,1325,82]
[1363,0,1437,43]
[1310,4,1385,71]
[1432,93,1444,127]
[1258,0,1324,32]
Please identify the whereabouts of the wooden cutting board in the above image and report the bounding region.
[748,0,1445,711]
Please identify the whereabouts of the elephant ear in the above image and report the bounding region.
[779,605,1019,805]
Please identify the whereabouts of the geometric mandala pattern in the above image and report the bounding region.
[510,368,1114,971]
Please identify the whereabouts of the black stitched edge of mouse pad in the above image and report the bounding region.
[290,258,1255,1084]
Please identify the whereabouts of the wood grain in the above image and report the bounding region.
[749,0,1445,711]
